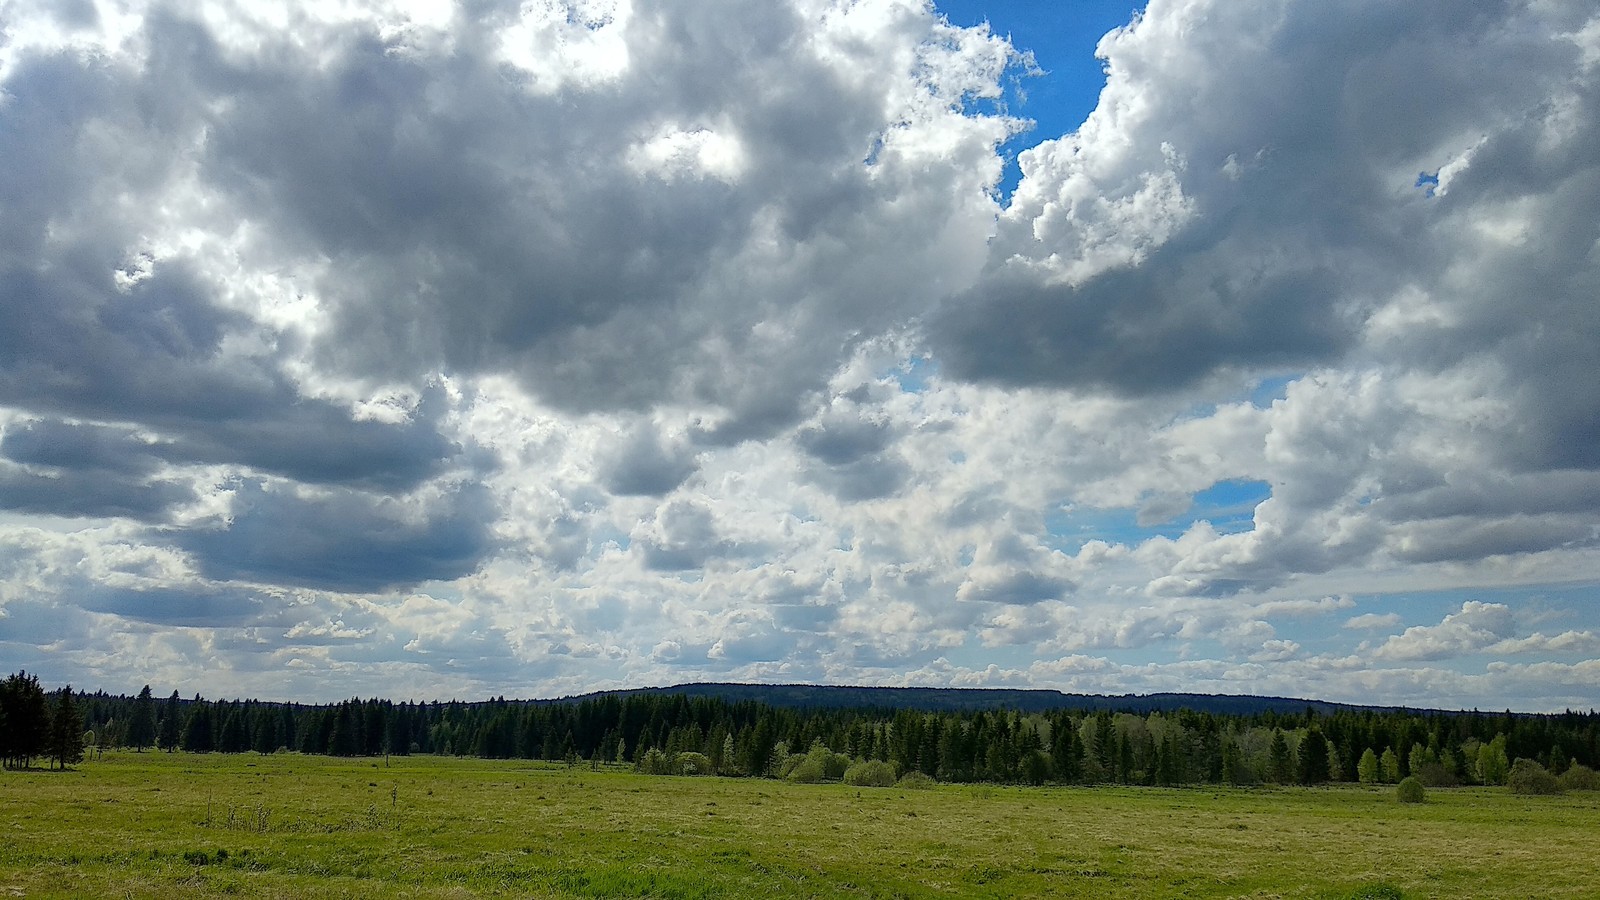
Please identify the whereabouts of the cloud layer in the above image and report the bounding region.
[1,0,1597,711]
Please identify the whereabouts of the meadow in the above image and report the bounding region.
[1,751,1596,899]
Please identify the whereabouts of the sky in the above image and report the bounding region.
[1,0,1598,712]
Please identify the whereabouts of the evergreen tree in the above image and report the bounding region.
[1220,739,1242,785]
[126,685,157,751]
[158,691,183,751]
[49,687,85,770]
[1267,729,1294,783]
[1297,729,1330,785]
[219,706,249,753]
[182,697,215,752]
[1050,717,1083,783]
[1,671,50,768]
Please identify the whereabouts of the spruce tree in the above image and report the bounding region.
[158,691,182,751]
[1267,729,1294,783]
[182,697,215,752]
[1297,729,1330,784]
[1,671,50,768]
[126,685,158,751]
[50,687,85,769]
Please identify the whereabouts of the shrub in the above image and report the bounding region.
[785,755,826,784]
[895,771,935,790]
[784,742,850,783]
[674,752,712,776]
[635,748,672,776]
[1557,763,1599,792]
[1395,776,1426,803]
[843,759,897,787]
[1508,758,1562,795]
[1413,761,1458,788]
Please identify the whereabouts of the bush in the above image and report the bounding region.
[1558,763,1599,792]
[634,748,672,776]
[785,755,826,783]
[1508,758,1562,795]
[1396,776,1426,803]
[843,759,897,787]
[1413,761,1458,788]
[895,771,935,790]
[674,752,712,776]
[783,742,850,783]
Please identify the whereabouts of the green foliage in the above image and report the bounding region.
[126,685,158,751]
[1557,764,1599,792]
[1299,729,1331,785]
[1379,747,1400,784]
[1395,777,1425,804]
[1478,736,1510,785]
[1358,748,1381,784]
[49,686,85,769]
[1507,758,1562,795]
[785,755,826,783]
[0,670,49,767]
[1267,730,1294,784]
[843,759,896,787]
[19,669,1600,801]
[158,690,183,751]
[635,747,672,776]
[675,751,712,775]
[895,770,936,789]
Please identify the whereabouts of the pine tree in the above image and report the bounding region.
[1267,729,1294,783]
[158,691,183,751]
[126,685,158,751]
[1297,729,1330,785]
[1,671,50,768]
[50,687,85,769]
[182,697,215,752]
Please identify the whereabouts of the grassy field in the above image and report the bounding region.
[1,752,1596,898]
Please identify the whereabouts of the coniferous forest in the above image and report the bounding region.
[5,670,1597,791]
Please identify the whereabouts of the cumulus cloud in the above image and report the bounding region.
[1372,601,1519,662]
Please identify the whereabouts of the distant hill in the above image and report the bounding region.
[556,682,1431,717]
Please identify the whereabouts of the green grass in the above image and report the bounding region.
[1,752,1596,898]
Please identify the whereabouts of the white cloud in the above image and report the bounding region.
[1345,612,1403,630]
[1372,601,1518,662]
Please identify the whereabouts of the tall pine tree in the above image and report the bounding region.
[158,690,183,751]
[126,685,157,751]
[50,686,85,770]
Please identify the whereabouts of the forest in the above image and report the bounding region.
[5,669,1597,791]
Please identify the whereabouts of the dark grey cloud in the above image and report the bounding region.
[602,425,698,497]
[637,499,757,572]
[85,0,1003,440]
[959,570,1069,606]
[0,419,194,520]
[79,585,269,628]
[0,466,195,521]
[175,480,496,593]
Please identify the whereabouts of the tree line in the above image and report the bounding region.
[9,671,1598,789]
[0,672,85,770]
